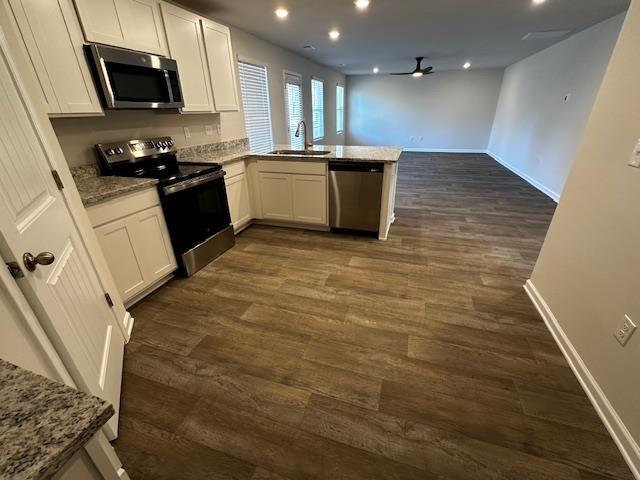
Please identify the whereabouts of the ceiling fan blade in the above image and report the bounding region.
[421,66,434,74]
[390,72,413,75]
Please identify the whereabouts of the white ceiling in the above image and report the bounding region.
[176,0,630,74]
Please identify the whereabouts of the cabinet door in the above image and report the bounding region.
[129,206,177,284]
[9,0,103,115]
[292,174,327,225]
[161,2,214,113]
[201,19,240,112]
[74,0,128,48]
[121,0,168,56]
[225,173,251,231]
[259,173,293,221]
[94,218,146,303]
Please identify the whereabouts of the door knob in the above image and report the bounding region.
[23,252,55,272]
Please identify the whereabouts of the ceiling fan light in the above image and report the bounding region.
[354,0,370,9]
[412,71,423,78]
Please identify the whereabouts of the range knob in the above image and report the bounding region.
[115,147,124,154]
[106,148,116,156]
[155,142,163,148]
[167,140,174,147]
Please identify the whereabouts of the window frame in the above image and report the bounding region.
[237,56,274,154]
[336,83,345,134]
[283,70,304,149]
[311,77,325,142]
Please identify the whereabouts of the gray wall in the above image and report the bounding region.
[346,68,504,151]
[531,2,639,467]
[488,14,625,201]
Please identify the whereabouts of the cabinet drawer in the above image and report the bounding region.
[87,187,160,227]
[224,159,246,179]
[257,160,325,176]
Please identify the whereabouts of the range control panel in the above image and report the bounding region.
[96,137,176,164]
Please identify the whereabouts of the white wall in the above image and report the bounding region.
[529,2,639,475]
[346,68,504,151]
[488,14,625,201]
[230,27,346,147]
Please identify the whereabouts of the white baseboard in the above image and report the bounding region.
[486,151,560,203]
[525,280,640,480]
[403,147,488,154]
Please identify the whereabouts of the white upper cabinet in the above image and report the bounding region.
[73,0,128,48]
[74,0,168,56]
[201,19,240,112]
[8,0,103,115]
[161,2,214,113]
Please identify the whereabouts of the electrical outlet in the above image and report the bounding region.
[614,314,637,346]
[205,125,214,136]
[183,127,191,139]
[628,139,640,168]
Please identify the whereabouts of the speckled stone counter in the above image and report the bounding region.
[71,165,158,207]
[253,144,403,163]
[0,359,113,480]
[177,138,250,165]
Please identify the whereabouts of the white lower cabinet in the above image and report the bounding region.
[259,173,294,221]
[225,173,252,231]
[87,188,176,305]
[256,162,327,226]
[292,174,327,224]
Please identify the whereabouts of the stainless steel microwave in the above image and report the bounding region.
[85,43,184,109]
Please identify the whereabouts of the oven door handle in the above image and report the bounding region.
[162,170,226,195]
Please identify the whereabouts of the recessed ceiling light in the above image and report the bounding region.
[532,0,546,4]
[412,71,423,78]
[329,30,340,40]
[354,0,370,10]
[463,61,471,69]
[373,67,380,74]
[275,8,289,19]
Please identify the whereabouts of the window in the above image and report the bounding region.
[284,72,304,149]
[336,84,345,134]
[311,78,324,141]
[238,60,273,154]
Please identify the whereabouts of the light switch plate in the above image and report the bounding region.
[614,315,637,346]
[629,139,640,168]
[183,127,191,139]
[205,125,214,136]
[217,124,223,135]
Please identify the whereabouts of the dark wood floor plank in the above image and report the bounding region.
[114,152,632,479]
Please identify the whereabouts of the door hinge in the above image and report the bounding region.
[51,170,64,190]
[6,262,24,279]
[105,293,114,307]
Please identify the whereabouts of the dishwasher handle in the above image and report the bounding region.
[328,162,384,173]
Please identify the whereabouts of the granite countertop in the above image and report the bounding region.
[0,359,114,480]
[253,144,403,163]
[71,165,158,207]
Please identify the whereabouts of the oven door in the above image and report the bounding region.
[161,171,234,274]
[86,43,184,109]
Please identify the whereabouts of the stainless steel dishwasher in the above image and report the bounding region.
[329,162,384,233]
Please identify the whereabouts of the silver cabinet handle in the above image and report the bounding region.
[23,252,55,272]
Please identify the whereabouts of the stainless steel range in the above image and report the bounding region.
[95,137,235,276]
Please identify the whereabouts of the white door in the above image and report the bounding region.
[161,2,214,113]
[201,18,240,112]
[0,38,123,438]
[74,0,128,49]
[292,174,327,225]
[259,173,293,220]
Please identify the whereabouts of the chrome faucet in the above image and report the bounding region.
[294,120,313,150]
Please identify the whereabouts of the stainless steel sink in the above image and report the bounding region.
[269,149,331,156]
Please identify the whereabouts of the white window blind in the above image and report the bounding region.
[336,85,345,133]
[284,73,303,149]
[311,78,324,141]
[238,60,273,154]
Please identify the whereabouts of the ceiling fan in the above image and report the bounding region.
[391,57,434,77]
